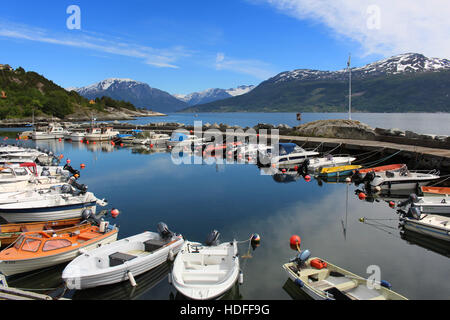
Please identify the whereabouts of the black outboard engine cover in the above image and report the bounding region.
[406,206,422,220]
[363,171,376,183]
[64,164,80,177]
[41,169,51,177]
[68,177,88,194]
[61,184,73,194]
[205,230,220,246]
[82,208,101,226]
[157,222,173,239]
[398,193,419,207]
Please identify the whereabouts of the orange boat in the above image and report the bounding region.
[421,186,450,196]
[0,223,118,276]
[0,218,84,247]
[358,164,406,174]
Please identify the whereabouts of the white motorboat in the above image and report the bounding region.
[413,195,450,215]
[167,132,205,148]
[148,132,171,145]
[85,127,120,141]
[258,143,319,167]
[399,207,450,242]
[0,163,69,185]
[63,223,184,290]
[307,155,356,172]
[32,123,67,140]
[235,143,273,161]
[171,231,240,300]
[65,131,86,141]
[0,150,49,164]
[0,185,107,223]
[368,169,440,192]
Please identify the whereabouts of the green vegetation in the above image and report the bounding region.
[182,71,450,113]
[0,66,137,119]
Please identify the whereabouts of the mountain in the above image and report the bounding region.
[0,66,138,120]
[75,78,188,113]
[174,85,255,106]
[182,53,450,113]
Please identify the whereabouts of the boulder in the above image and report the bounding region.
[294,119,377,140]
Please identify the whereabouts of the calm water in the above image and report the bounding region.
[125,112,450,136]
[6,139,450,300]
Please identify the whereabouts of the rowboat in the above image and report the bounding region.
[171,232,240,300]
[62,223,184,290]
[0,223,118,276]
[0,218,83,247]
[399,207,450,242]
[283,254,407,300]
[318,165,362,177]
[421,186,450,197]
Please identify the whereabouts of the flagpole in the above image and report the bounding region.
[348,53,352,120]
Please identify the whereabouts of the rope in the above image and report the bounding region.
[323,143,342,156]
[428,175,450,187]
[353,148,385,164]
[361,150,403,168]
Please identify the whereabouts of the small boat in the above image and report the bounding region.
[307,155,356,172]
[66,131,86,142]
[167,133,205,148]
[413,195,450,215]
[399,207,450,242]
[62,223,184,290]
[283,251,407,300]
[421,186,450,197]
[85,127,119,142]
[318,165,362,177]
[0,218,84,247]
[202,142,243,157]
[171,231,240,300]
[32,123,67,140]
[0,185,106,223]
[0,223,118,276]
[368,169,440,192]
[352,164,407,184]
[258,143,319,167]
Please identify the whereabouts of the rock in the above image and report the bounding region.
[388,128,405,137]
[435,135,448,142]
[419,134,436,141]
[405,130,421,139]
[294,119,377,140]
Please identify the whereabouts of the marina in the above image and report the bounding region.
[0,117,448,300]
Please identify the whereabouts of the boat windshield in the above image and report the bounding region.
[14,235,25,249]
[42,239,72,252]
[21,238,42,252]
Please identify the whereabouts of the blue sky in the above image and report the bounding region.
[0,0,447,95]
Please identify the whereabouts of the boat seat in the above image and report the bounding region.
[203,250,228,256]
[77,232,99,241]
[182,272,226,284]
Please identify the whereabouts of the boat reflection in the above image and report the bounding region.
[400,229,450,259]
[130,146,168,155]
[282,278,310,300]
[72,262,171,300]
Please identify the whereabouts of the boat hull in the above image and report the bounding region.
[63,234,184,289]
[401,217,450,242]
[0,202,97,223]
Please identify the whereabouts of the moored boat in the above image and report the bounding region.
[283,251,407,300]
[318,165,362,177]
[62,222,184,290]
[258,143,319,167]
[421,186,450,197]
[0,223,118,276]
[368,169,440,192]
[171,231,240,300]
[398,207,450,242]
[307,155,356,172]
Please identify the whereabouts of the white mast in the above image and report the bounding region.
[348,53,352,120]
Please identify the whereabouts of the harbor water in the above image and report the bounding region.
[5,134,449,300]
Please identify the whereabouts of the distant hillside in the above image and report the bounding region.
[182,53,450,113]
[75,78,187,113]
[174,85,255,106]
[0,66,138,120]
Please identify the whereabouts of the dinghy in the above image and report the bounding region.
[318,165,362,178]
[307,155,356,172]
[398,207,450,242]
[283,251,407,300]
[62,223,184,290]
[171,231,240,300]
[421,186,450,197]
[0,222,118,276]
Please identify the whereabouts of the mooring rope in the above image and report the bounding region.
[360,150,403,168]
[323,143,342,156]
[353,148,385,164]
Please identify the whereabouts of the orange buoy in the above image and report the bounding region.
[58,138,62,142]
[294,166,298,171]
[111,208,120,218]
[93,141,96,145]
[290,235,301,251]
[150,144,154,148]
[389,201,396,208]
[80,164,86,169]
[120,143,124,147]
[304,175,311,182]
[86,140,90,144]
[282,169,287,173]
[66,159,71,164]
[358,192,367,200]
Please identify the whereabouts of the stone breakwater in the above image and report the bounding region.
[105,119,449,150]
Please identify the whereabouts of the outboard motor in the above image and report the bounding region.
[68,176,88,194]
[41,168,51,177]
[351,169,363,184]
[157,222,174,239]
[363,171,376,183]
[205,230,220,246]
[398,193,419,208]
[64,164,80,177]
[290,249,311,266]
[82,208,101,226]
[298,159,310,176]
[406,206,422,220]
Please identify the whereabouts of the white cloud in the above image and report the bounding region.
[215,52,275,79]
[257,0,450,58]
[0,22,192,68]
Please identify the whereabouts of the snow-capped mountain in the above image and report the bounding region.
[73,78,187,112]
[271,53,450,84]
[174,85,255,106]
